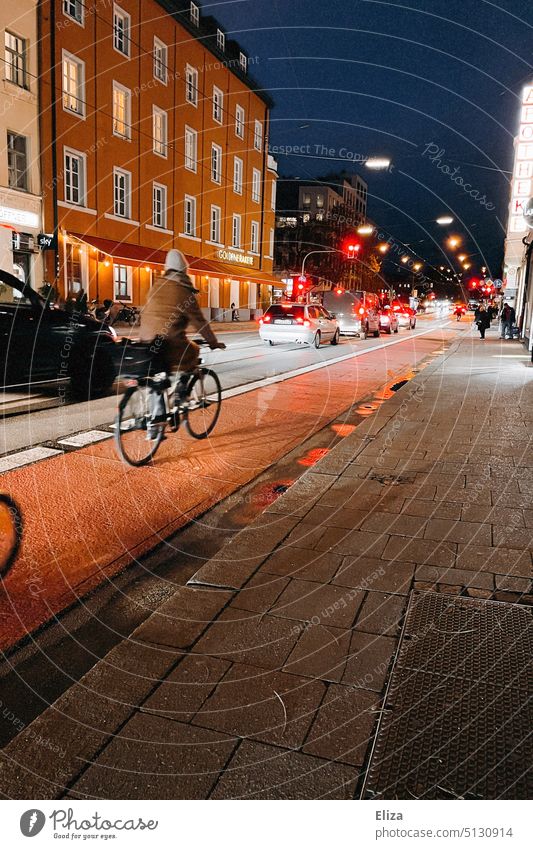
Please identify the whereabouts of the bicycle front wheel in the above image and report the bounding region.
[185,368,222,439]
[0,494,23,579]
[115,385,164,466]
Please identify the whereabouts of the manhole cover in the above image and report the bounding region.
[362,593,533,799]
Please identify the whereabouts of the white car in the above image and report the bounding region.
[259,303,340,348]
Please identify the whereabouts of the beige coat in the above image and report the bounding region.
[140,270,217,372]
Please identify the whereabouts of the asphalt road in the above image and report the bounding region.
[1,313,451,453]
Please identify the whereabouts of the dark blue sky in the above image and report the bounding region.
[208,0,533,277]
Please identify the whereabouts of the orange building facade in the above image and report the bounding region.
[39,0,279,319]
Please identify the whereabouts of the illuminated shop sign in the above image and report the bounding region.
[0,205,39,229]
[509,84,533,233]
[216,249,254,266]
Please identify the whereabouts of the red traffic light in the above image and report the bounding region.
[344,239,362,259]
[335,288,344,295]
[469,278,478,289]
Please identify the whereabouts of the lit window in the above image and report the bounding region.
[211,143,222,184]
[216,29,225,52]
[235,105,245,138]
[239,52,247,73]
[210,205,221,244]
[190,2,199,26]
[316,193,324,208]
[269,228,274,256]
[113,83,131,138]
[252,168,261,203]
[251,221,259,254]
[64,148,86,206]
[153,38,168,83]
[254,119,263,151]
[152,183,167,229]
[185,64,198,106]
[5,31,27,88]
[213,86,223,123]
[113,168,131,218]
[302,193,311,208]
[63,0,83,24]
[153,106,168,156]
[114,264,131,300]
[113,5,130,56]
[184,195,196,237]
[66,242,83,293]
[62,52,84,115]
[233,157,243,194]
[271,180,276,210]
[184,126,197,172]
[232,214,241,248]
[7,132,28,191]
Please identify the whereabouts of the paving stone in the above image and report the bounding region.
[494,575,531,593]
[317,479,390,508]
[436,584,463,594]
[258,546,342,583]
[492,591,525,604]
[192,661,325,748]
[69,713,236,800]
[332,557,415,595]
[355,591,407,636]
[523,510,533,529]
[465,588,493,599]
[133,587,234,649]
[402,499,462,520]
[319,528,389,558]
[303,684,379,766]
[272,579,364,629]
[210,740,359,799]
[142,655,230,722]
[361,511,427,537]
[229,572,291,614]
[435,486,492,505]
[341,631,397,693]
[492,527,533,550]
[283,522,327,550]
[192,608,301,670]
[413,581,438,591]
[414,564,494,590]
[382,536,456,568]
[456,545,532,577]
[265,472,335,517]
[424,518,492,546]
[283,624,352,683]
[303,504,368,530]
[462,505,526,526]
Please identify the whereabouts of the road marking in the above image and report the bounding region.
[0,446,62,473]
[221,323,452,401]
[58,430,111,448]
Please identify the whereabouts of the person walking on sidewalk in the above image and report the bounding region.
[500,302,516,340]
[474,304,490,339]
[231,302,239,322]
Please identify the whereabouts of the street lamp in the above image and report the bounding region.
[357,225,374,235]
[436,216,454,225]
[448,236,461,249]
[365,157,391,170]
[401,255,409,264]
[458,254,467,263]
[377,243,389,254]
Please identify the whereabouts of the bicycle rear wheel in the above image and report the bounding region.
[0,494,23,579]
[115,385,164,466]
[185,368,222,439]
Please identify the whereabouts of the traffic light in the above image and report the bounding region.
[344,238,362,259]
[469,278,478,289]
[297,274,307,292]
[335,287,344,295]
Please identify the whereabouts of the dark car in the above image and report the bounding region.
[0,269,117,398]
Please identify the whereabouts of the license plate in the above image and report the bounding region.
[274,319,292,324]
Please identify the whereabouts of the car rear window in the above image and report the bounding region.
[265,305,305,320]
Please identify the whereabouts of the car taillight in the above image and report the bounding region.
[303,319,311,327]
[263,315,271,322]
[296,317,303,324]
[358,307,365,315]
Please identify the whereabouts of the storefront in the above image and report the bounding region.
[0,193,42,292]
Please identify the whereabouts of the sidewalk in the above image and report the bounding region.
[118,320,258,341]
[0,325,531,800]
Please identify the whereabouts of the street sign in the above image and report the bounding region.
[37,232,57,250]
[493,279,503,289]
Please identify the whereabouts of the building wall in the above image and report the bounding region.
[0,0,42,291]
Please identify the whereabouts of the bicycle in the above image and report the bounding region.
[114,341,222,467]
[0,494,23,579]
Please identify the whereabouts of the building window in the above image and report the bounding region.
[4,32,27,89]
[63,0,83,24]
[210,205,221,244]
[216,29,225,52]
[113,5,130,56]
[113,167,131,218]
[239,52,247,73]
[152,182,167,229]
[213,86,223,123]
[184,195,196,237]
[269,227,274,257]
[7,132,28,191]
[62,51,84,115]
[114,264,131,300]
[184,126,197,172]
[211,143,222,183]
[302,192,311,208]
[64,148,86,205]
[271,180,276,210]
[251,221,259,254]
[252,168,261,203]
[153,38,167,83]
[235,105,245,138]
[153,106,167,156]
[190,2,199,26]
[185,64,198,106]
[254,119,263,151]
[113,83,131,138]
[66,243,83,293]
[233,156,243,194]
[316,193,324,208]
[232,214,241,249]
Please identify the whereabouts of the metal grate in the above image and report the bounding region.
[363,592,533,799]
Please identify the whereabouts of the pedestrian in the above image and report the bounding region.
[500,302,516,340]
[231,301,239,321]
[474,304,490,340]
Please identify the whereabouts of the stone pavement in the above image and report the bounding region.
[0,325,531,799]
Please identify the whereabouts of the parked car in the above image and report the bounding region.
[259,302,339,347]
[396,305,417,329]
[379,306,399,334]
[322,290,380,339]
[0,269,117,398]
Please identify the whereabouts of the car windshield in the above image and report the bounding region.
[266,305,305,320]
[0,278,32,306]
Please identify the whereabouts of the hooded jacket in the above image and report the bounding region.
[140,269,217,348]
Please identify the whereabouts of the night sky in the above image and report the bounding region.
[209,0,533,279]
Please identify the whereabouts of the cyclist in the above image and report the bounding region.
[140,249,226,435]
